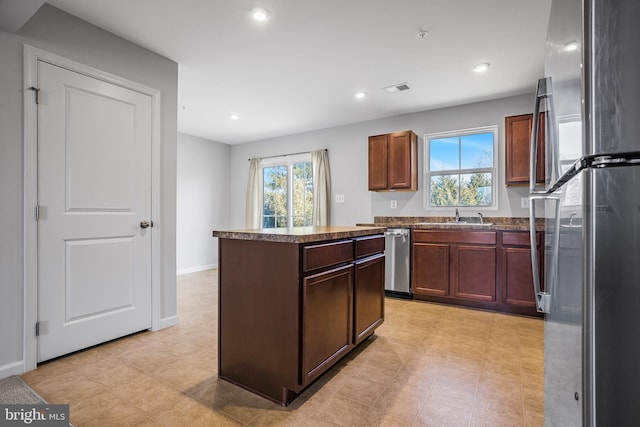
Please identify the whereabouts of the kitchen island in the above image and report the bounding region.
[212,226,386,405]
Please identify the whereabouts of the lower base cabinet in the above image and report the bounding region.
[218,233,385,406]
[500,231,543,314]
[412,229,542,316]
[303,264,354,384]
[354,254,385,344]
[452,245,496,301]
[502,247,537,307]
[412,243,449,296]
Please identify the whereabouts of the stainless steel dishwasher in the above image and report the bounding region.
[384,228,412,298]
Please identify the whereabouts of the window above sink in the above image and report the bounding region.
[424,126,498,210]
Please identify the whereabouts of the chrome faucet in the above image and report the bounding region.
[455,208,460,222]
[477,212,484,224]
[569,212,577,226]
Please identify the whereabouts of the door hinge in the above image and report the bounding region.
[35,205,40,221]
[28,86,40,104]
[35,322,40,337]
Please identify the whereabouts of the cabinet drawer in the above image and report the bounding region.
[413,230,496,245]
[503,231,540,247]
[353,235,385,259]
[303,240,354,272]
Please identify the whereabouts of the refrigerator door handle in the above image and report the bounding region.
[546,151,640,194]
[529,79,545,194]
[530,77,560,195]
[529,195,560,314]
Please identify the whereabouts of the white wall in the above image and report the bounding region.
[0,4,178,377]
[177,133,230,274]
[229,94,536,228]
[0,31,26,375]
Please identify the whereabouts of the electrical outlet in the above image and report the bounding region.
[521,197,530,208]
[390,200,397,209]
[335,194,345,203]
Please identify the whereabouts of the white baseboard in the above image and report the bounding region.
[176,264,217,276]
[152,315,180,331]
[0,360,26,379]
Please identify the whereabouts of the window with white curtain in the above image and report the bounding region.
[261,154,313,228]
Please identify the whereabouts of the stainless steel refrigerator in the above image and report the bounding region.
[528,0,640,425]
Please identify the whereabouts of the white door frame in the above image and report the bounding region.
[23,45,162,372]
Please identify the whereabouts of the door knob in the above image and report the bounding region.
[140,220,153,229]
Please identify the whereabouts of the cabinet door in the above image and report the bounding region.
[388,131,417,190]
[412,243,449,296]
[368,134,388,190]
[302,264,354,384]
[353,254,385,345]
[501,247,537,307]
[505,114,545,185]
[452,245,496,301]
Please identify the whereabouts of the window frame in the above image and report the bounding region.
[423,125,498,210]
[261,153,313,228]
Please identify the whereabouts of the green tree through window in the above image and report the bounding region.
[426,127,496,208]
[292,162,313,226]
[262,156,313,228]
[263,165,288,228]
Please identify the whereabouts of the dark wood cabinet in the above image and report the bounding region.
[303,240,353,272]
[412,243,449,296]
[505,113,545,186]
[353,253,385,344]
[500,231,543,316]
[388,132,416,189]
[368,134,388,190]
[303,264,354,383]
[368,131,417,191]
[217,231,385,405]
[452,245,496,302]
[412,229,541,316]
[502,247,536,305]
[412,230,497,304]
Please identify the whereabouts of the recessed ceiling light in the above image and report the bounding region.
[251,8,270,22]
[229,114,240,120]
[472,62,491,73]
[563,41,579,52]
[354,92,367,99]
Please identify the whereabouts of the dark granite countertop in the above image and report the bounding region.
[213,226,386,243]
[356,216,544,232]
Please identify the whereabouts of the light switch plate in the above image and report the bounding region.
[335,194,345,203]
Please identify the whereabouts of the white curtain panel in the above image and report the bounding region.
[245,158,262,228]
[312,150,331,226]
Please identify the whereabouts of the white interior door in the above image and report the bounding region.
[37,60,152,362]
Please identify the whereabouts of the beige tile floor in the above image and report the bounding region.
[21,269,544,426]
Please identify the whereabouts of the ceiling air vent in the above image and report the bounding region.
[383,82,411,93]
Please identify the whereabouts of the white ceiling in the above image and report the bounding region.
[45,0,552,145]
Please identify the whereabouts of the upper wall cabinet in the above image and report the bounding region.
[505,114,545,186]
[368,130,418,191]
